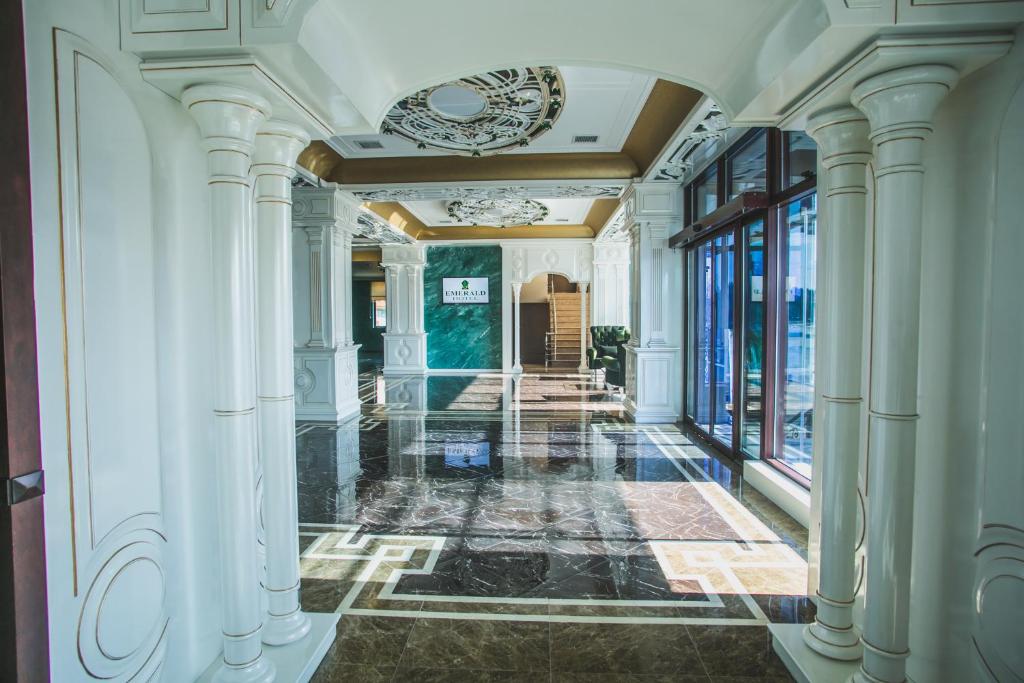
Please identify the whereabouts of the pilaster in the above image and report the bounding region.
[291,187,362,421]
[621,183,683,423]
[381,244,427,375]
[591,243,630,327]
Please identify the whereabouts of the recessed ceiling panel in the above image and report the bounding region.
[332,66,655,158]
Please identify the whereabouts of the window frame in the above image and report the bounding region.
[679,127,817,489]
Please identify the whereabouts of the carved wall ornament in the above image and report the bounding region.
[447,197,549,227]
[350,183,624,202]
[382,67,565,156]
[355,211,414,244]
[651,102,728,181]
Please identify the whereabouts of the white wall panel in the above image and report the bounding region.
[51,29,168,680]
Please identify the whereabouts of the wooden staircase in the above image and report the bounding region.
[544,282,589,369]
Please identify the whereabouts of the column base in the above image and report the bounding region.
[294,345,361,421]
[771,623,860,683]
[383,333,427,375]
[263,608,312,646]
[623,346,679,423]
[200,613,339,683]
[803,621,863,661]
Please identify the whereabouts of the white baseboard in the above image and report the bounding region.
[770,623,860,683]
[743,460,811,528]
[197,612,339,683]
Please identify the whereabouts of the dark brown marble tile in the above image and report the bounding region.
[549,622,703,675]
[687,626,792,679]
[552,674,708,682]
[310,660,395,683]
[327,615,416,667]
[394,668,545,682]
[399,618,550,671]
[707,677,794,683]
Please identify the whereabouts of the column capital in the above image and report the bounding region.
[807,107,871,166]
[381,243,426,267]
[252,120,310,174]
[181,83,270,152]
[851,64,958,142]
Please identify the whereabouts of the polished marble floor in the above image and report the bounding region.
[302,371,810,682]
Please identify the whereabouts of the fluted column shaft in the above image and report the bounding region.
[512,283,523,373]
[182,84,274,683]
[803,108,872,662]
[851,64,958,683]
[252,120,311,647]
[578,282,589,373]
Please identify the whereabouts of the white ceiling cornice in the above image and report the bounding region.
[342,179,628,202]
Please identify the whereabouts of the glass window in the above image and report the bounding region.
[728,131,767,200]
[773,194,817,480]
[694,167,719,220]
[373,298,387,328]
[782,131,816,189]
[741,220,765,457]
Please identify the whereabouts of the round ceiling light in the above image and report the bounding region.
[447,198,550,227]
[427,85,488,119]
[382,67,565,156]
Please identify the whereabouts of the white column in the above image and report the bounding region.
[577,282,589,373]
[622,183,683,423]
[291,188,361,421]
[382,245,427,374]
[252,120,311,646]
[850,64,958,683]
[182,83,274,683]
[802,107,871,662]
[511,282,523,373]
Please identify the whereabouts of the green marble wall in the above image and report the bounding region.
[424,245,502,369]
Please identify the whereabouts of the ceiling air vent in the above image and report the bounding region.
[354,140,384,150]
[572,135,599,144]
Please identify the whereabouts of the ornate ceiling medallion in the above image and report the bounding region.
[447,198,550,227]
[382,68,565,157]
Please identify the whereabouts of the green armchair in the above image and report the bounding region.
[587,326,630,388]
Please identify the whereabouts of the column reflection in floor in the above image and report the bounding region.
[299,371,811,680]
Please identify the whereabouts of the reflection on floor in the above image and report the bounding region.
[302,372,810,682]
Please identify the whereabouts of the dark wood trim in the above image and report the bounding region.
[670,191,769,249]
[679,127,819,490]
[0,1,50,680]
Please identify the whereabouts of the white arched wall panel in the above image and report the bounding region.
[971,71,1024,683]
[500,240,593,372]
[48,29,168,681]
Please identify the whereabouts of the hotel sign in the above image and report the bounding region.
[442,277,489,304]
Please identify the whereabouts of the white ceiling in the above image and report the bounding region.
[330,66,655,158]
[402,198,595,227]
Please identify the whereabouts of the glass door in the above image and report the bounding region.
[693,241,713,432]
[711,232,735,446]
